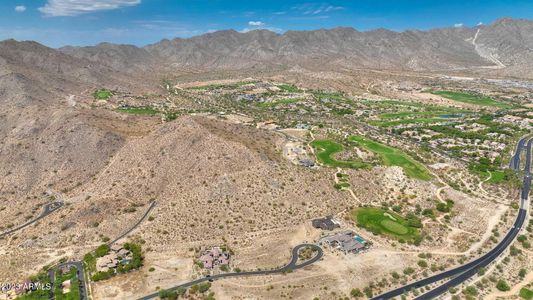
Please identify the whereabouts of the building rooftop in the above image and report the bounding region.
[320,230,367,253]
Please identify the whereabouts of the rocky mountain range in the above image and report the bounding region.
[54,17,533,77]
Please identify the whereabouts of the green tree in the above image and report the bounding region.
[158,289,178,300]
[350,288,363,298]
[463,286,478,296]
[363,286,373,298]
[519,268,527,278]
[94,244,110,257]
[496,279,510,291]
[176,287,187,297]
[417,260,428,268]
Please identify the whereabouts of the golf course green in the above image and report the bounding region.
[431,90,512,109]
[352,207,422,243]
[348,135,432,180]
[310,140,368,169]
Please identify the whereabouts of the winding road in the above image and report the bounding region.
[108,201,157,245]
[137,244,323,300]
[373,136,531,299]
[0,201,63,239]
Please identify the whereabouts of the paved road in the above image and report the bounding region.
[43,201,156,299]
[373,137,532,300]
[0,201,63,239]
[509,135,530,170]
[108,201,156,245]
[47,261,89,300]
[137,244,323,300]
[414,209,527,299]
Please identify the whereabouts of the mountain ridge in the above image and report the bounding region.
[1,17,532,79]
[50,17,533,76]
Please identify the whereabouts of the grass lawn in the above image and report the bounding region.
[277,84,302,93]
[116,106,159,115]
[431,91,512,109]
[487,170,505,184]
[476,169,516,185]
[310,140,368,169]
[93,89,112,100]
[351,207,421,242]
[348,135,432,180]
[54,267,80,300]
[520,288,533,300]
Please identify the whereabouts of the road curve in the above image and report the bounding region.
[137,244,323,300]
[414,209,527,299]
[0,201,63,239]
[373,137,531,300]
[509,135,530,170]
[413,137,532,300]
[108,201,156,246]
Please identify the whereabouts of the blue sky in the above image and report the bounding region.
[0,0,531,48]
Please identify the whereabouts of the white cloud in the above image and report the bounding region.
[248,21,265,26]
[293,3,344,15]
[15,5,26,12]
[477,22,483,26]
[39,0,141,17]
[454,23,463,28]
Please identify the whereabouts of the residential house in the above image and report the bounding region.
[312,216,340,231]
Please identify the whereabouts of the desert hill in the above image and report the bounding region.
[56,18,533,78]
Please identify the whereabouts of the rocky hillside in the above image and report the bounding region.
[57,18,533,77]
[0,39,153,211]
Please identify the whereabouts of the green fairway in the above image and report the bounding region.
[520,288,533,300]
[370,109,469,128]
[487,170,505,184]
[352,207,422,242]
[361,99,427,108]
[310,140,368,169]
[116,106,159,115]
[277,84,302,93]
[363,99,471,127]
[381,219,409,234]
[348,135,432,180]
[93,89,113,100]
[431,91,512,109]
